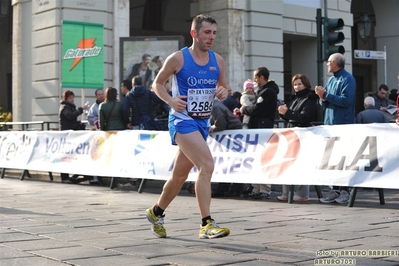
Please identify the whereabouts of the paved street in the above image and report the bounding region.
[1,175,398,266]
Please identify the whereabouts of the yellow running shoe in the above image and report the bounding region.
[199,219,230,239]
[146,206,166,238]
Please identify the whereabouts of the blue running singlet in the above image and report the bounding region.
[168,47,220,145]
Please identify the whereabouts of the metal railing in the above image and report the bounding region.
[0,121,59,131]
[0,120,324,131]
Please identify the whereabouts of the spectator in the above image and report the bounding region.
[222,91,241,112]
[98,87,125,131]
[87,89,104,127]
[152,55,172,94]
[388,89,398,105]
[120,79,133,127]
[121,79,132,96]
[238,66,279,129]
[86,88,105,184]
[236,66,278,200]
[210,99,243,133]
[240,79,256,129]
[277,74,318,202]
[356,96,388,124]
[388,89,398,122]
[278,74,318,127]
[372,84,396,121]
[372,84,390,112]
[208,99,243,197]
[315,53,356,204]
[152,55,164,77]
[59,90,88,131]
[123,53,153,89]
[122,75,164,130]
[58,90,89,183]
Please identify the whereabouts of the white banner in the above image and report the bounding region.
[1,124,398,189]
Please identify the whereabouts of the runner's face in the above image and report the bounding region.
[195,22,217,51]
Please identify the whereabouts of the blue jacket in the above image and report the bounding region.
[320,68,356,125]
[122,85,163,126]
[222,95,241,112]
[355,106,388,124]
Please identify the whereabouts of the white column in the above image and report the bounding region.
[198,0,246,92]
[12,0,25,122]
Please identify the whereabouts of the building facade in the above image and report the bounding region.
[0,0,398,123]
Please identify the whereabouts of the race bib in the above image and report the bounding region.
[187,88,215,119]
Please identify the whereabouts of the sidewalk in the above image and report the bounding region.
[1,176,398,266]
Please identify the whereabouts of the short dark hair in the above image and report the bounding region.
[379,84,389,92]
[104,87,117,102]
[62,90,74,100]
[191,14,217,33]
[389,89,398,101]
[95,89,103,96]
[132,75,143,86]
[254,67,270,81]
[122,80,132,91]
[142,53,151,61]
[232,91,242,100]
[152,55,161,63]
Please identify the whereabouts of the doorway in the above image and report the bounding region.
[353,64,372,115]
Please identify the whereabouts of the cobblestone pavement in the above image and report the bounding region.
[1,176,398,266]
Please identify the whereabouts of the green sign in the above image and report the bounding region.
[62,21,104,88]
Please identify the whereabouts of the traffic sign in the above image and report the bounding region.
[354,50,385,60]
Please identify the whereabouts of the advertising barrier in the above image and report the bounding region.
[0,124,398,189]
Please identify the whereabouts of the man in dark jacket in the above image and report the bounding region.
[238,66,278,129]
[356,96,388,124]
[122,75,164,130]
[234,67,276,200]
[222,91,241,112]
[372,84,390,112]
[124,53,153,89]
[210,99,242,132]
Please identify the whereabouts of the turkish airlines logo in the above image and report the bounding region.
[261,130,300,179]
[63,38,102,71]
